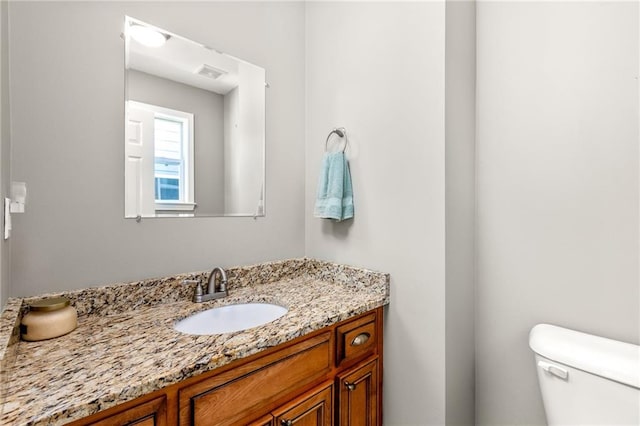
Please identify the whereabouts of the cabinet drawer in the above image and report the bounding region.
[336,312,377,367]
[179,332,332,426]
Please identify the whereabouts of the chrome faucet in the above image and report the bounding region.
[185,267,228,303]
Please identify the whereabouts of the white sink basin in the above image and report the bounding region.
[174,303,288,335]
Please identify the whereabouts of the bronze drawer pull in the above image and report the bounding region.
[345,381,357,391]
[281,420,293,426]
[351,332,370,346]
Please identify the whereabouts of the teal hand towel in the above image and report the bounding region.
[314,152,354,221]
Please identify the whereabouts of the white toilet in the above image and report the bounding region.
[529,324,640,425]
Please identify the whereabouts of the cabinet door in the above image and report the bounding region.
[272,382,333,426]
[337,358,378,426]
[88,396,167,426]
[246,413,274,426]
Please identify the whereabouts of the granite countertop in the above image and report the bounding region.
[0,258,389,426]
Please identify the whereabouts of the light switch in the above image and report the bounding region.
[10,181,27,213]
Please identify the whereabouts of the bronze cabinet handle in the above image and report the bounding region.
[345,381,357,391]
[281,420,293,426]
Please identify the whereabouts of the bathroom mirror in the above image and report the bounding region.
[124,16,266,218]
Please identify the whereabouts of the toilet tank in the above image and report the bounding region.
[529,324,640,426]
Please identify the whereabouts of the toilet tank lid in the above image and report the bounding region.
[529,324,640,389]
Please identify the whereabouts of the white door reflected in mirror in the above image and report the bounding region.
[124,16,266,218]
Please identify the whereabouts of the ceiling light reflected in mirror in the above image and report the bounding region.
[128,24,168,48]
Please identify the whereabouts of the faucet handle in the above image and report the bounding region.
[183,279,203,303]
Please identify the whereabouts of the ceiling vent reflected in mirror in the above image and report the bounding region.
[196,64,228,80]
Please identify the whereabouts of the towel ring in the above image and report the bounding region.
[325,127,348,153]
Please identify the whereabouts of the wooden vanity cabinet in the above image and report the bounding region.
[70,307,383,426]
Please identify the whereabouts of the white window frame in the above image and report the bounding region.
[128,101,196,212]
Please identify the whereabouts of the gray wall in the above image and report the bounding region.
[305,3,448,424]
[0,0,10,307]
[127,69,225,216]
[7,1,306,297]
[476,2,639,424]
[445,1,476,425]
